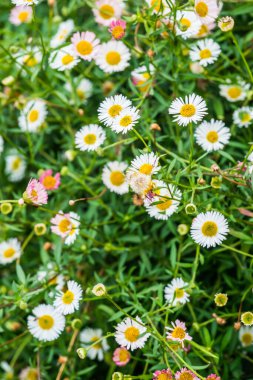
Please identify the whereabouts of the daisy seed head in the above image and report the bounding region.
[241,312,253,326]
[214,293,228,307]
[218,16,234,32]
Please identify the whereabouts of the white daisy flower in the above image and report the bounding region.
[164,278,190,306]
[95,41,131,73]
[168,93,207,126]
[115,316,150,351]
[0,136,4,154]
[126,172,152,197]
[50,19,75,48]
[16,47,42,70]
[131,64,155,93]
[194,0,220,24]
[175,11,202,39]
[38,265,65,292]
[190,38,221,67]
[195,119,231,152]
[9,5,33,25]
[75,124,106,151]
[80,328,109,360]
[93,0,124,26]
[98,94,132,127]
[102,161,129,194]
[111,107,140,134]
[0,238,22,265]
[144,180,182,220]
[219,80,250,102]
[28,304,65,342]
[49,45,80,71]
[65,212,80,246]
[50,211,80,246]
[191,211,229,248]
[12,0,39,5]
[65,78,93,103]
[5,150,26,182]
[71,31,100,61]
[233,107,253,128]
[54,280,83,315]
[193,21,216,38]
[128,152,161,176]
[19,367,38,380]
[239,326,253,347]
[18,99,47,133]
[166,319,192,344]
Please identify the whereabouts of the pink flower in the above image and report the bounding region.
[112,347,130,366]
[206,375,221,380]
[109,19,126,40]
[153,368,173,380]
[166,320,192,346]
[23,179,48,205]
[175,368,200,380]
[9,6,32,26]
[71,31,100,61]
[39,169,60,191]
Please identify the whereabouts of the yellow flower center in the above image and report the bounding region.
[76,40,93,55]
[42,175,57,189]
[31,189,38,198]
[206,130,219,143]
[171,326,186,340]
[197,24,208,37]
[106,51,121,65]
[139,163,153,175]
[24,55,38,67]
[201,221,218,237]
[3,248,16,258]
[124,326,140,342]
[175,288,185,299]
[195,2,208,17]
[157,374,171,380]
[18,11,29,22]
[28,109,39,123]
[240,112,251,122]
[108,104,123,117]
[156,198,173,211]
[77,89,85,99]
[38,315,54,330]
[99,4,114,19]
[180,18,191,30]
[62,290,75,304]
[12,157,21,170]
[110,171,125,186]
[91,336,102,349]
[58,218,71,233]
[62,54,74,65]
[84,133,97,145]
[26,369,38,380]
[199,48,212,59]
[241,333,253,346]
[180,104,196,117]
[227,86,242,99]
[118,348,129,362]
[119,115,132,127]
[112,26,124,39]
[178,373,194,380]
[151,0,162,12]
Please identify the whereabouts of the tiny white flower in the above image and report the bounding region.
[233,107,253,128]
[80,328,109,360]
[111,107,140,134]
[5,150,26,182]
[219,79,250,102]
[71,31,100,61]
[0,238,22,265]
[12,0,39,5]
[49,45,80,71]
[191,211,229,248]
[28,304,65,342]
[93,0,124,26]
[98,94,132,127]
[239,326,253,347]
[50,20,75,48]
[65,78,93,103]
[75,124,106,151]
[175,11,202,39]
[164,278,190,306]
[169,93,207,126]
[54,280,83,315]
[102,161,129,194]
[115,316,150,351]
[18,99,47,133]
[95,41,130,73]
[190,38,221,67]
[195,119,231,152]
[194,0,220,24]
[128,152,160,176]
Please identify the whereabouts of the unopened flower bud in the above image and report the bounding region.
[71,319,82,330]
[185,203,197,215]
[234,322,241,331]
[76,347,87,359]
[241,311,253,326]
[2,76,15,86]
[147,49,154,58]
[150,123,161,131]
[218,16,234,32]
[61,166,69,176]
[92,283,107,297]
[48,0,55,6]
[103,81,114,95]
[1,203,13,215]
[112,373,124,380]
[43,242,52,251]
[18,198,25,206]
[64,150,77,162]
[214,293,228,307]
[211,164,220,172]
[19,300,28,310]
[78,108,84,116]
[197,178,206,185]
[69,200,75,206]
[211,176,222,189]
[34,223,47,236]
[216,317,226,325]
[58,356,67,364]
[132,194,143,206]
[190,62,204,74]
[177,224,189,236]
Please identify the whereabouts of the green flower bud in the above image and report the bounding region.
[214,293,228,307]
[18,300,28,310]
[71,319,82,330]
[211,176,222,189]
[185,203,197,215]
[92,283,107,297]
[177,224,189,236]
[76,347,87,359]
[34,223,47,236]
[60,166,69,176]
[112,373,123,380]
[0,203,13,215]
[241,312,253,326]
